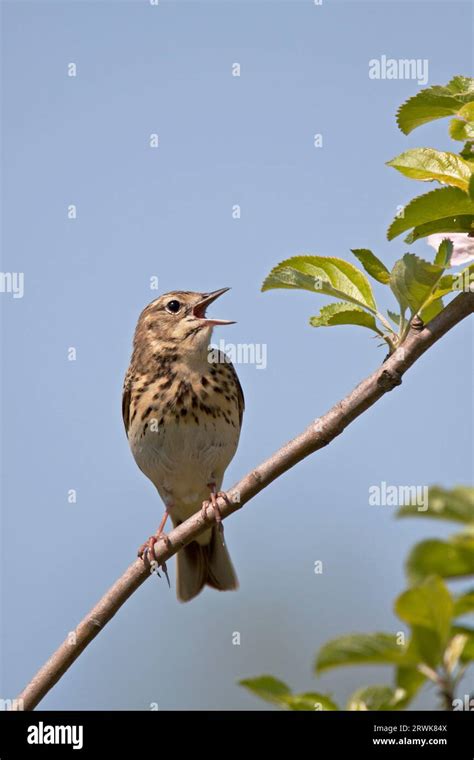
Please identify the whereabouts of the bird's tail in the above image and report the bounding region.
[176,526,239,602]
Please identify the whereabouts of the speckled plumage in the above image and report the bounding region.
[123,290,244,602]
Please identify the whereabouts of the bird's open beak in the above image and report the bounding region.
[193,287,236,326]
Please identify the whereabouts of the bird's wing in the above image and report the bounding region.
[215,350,245,428]
[231,362,245,429]
[122,371,132,436]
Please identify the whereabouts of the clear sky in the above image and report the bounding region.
[1,0,473,710]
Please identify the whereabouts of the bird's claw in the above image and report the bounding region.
[203,489,230,544]
[138,533,171,587]
[149,557,170,588]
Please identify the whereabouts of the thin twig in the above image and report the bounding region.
[15,292,474,710]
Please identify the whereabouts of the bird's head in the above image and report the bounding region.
[135,288,235,354]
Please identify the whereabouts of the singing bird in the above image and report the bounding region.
[122,288,244,602]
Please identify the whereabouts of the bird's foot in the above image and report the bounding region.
[137,531,171,560]
[202,486,230,544]
[137,532,171,587]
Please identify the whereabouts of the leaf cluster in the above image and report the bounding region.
[239,488,474,710]
[262,77,474,352]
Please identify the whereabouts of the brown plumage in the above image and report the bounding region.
[123,289,244,601]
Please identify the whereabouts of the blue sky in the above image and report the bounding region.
[1,0,473,710]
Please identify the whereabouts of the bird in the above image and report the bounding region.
[122,288,244,602]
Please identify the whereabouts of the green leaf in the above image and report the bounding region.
[444,76,474,99]
[396,76,474,135]
[460,141,474,160]
[238,677,338,711]
[390,253,444,316]
[395,577,453,649]
[454,590,474,617]
[261,256,377,311]
[309,302,382,334]
[434,238,454,267]
[286,692,339,711]
[453,626,474,663]
[425,274,456,299]
[457,101,474,119]
[410,625,445,669]
[396,664,426,705]
[387,309,401,326]
[422,268,474,310]
[405,536,474,583]
[347,685,407,711]
[238,675,291,706]
[350,249,391,284]
[390,255,467,320]
[404,215,474,243]
[420,297,444,324]
[449,102,474,141]
[450,118,474,142]
[315,633,408,673]
[461,639,474,663]
[469,174,474,202]
[387,186,474,241]
[397,486,474,524]
[387,149,472,192]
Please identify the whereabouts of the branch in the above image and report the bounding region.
[16,292,474,710]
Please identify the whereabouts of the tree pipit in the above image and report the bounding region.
[123,288,244,601]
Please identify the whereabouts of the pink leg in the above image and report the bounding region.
[137,506,173,586]
[201,483,229,542]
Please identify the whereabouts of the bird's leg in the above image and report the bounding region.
[156,509,171,543]
[137,506,172,586]
[202,483,229,541]
[137,510,170,558]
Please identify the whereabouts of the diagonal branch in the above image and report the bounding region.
[15,292,474,710]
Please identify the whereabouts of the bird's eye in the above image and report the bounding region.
[165,299,181,314]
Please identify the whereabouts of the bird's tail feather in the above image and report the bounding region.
[176,527,239,602]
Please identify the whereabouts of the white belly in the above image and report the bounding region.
[130,417,239,535]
